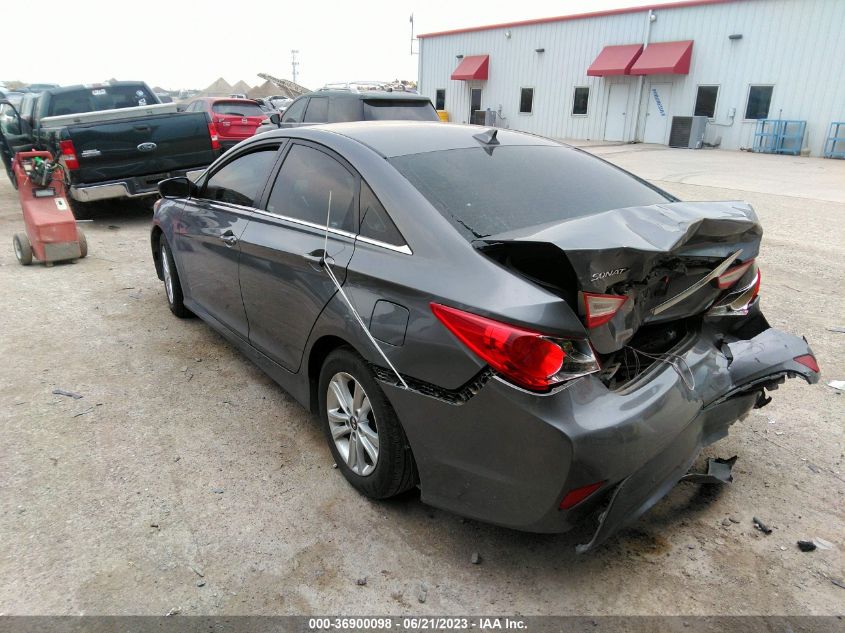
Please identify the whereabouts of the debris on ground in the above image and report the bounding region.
[470,552,481,564]
[729,516,740,524]
[797,540,816,552]
[196,580,206,587]
[165,607,180,616]
[418,583,428,603]
[827,380,845,392]
[211,488,224,494]
[72,408,94,418]
[825,326,845,333]
[721,518,732,526]
[356,577,367,586]
[332,463,338,469]
[150,523,160,530]
[807,462,821,474]
[191,565,204,578]
[681,456,737,484]
[52,388,83,399]
[752,517,773,534]
[813,537,834,550]
[831,578,845,590]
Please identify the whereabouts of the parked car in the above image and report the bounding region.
[0,81,219,216]
[150,122,818,551]
[182,97,269,151]
[274,90,438,128]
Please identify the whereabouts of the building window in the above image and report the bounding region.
[572,87,589,116]
[694,85,719,118]
[435,89,445,110]
[519,88,534,114]
[745,85,773,120]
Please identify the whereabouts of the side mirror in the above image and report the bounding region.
[269,112,280,126]
[159,176,195,199]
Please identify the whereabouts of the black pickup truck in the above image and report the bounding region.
[0,81,219,214]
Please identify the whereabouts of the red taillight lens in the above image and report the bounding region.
[582,293,627,328]
[208,122,221,150]
[430,303,599,391]
[59,140,79,170]
[716,259,755,289]
[794,354,820,373]
[560,480,605,510]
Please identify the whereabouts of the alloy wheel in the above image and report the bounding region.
[161,243,174,304]
[326,372,379,476]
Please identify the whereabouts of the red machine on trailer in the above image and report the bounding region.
[11,151,87,266]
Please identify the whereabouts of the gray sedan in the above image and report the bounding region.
[151,122,819,551]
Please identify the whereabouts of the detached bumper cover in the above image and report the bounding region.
[382,325,819,550]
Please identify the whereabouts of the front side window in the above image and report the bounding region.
[201,148,278,206]
[304,97,328,123]
[266,144,356,232]
[745,85,773,120]
[283,97,307,123]
[435,89,445,110]
[694,85,719,118]
[572,87,589,115]
[519,88,534,114]
[359,182,405,247]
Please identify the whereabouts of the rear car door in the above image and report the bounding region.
[238,141,358,371]
[279,97,308,128]
[175,143,281,338]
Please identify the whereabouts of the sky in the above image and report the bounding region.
[3,0,691,91]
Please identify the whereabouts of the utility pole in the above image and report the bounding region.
[291,50,300,84]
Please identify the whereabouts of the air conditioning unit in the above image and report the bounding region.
[669,115,708,149]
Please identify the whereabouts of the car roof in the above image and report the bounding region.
[308,90,430,102]
[258,121,562,158]
[198,97,259,103]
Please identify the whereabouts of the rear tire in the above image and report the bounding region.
[160,238,191,318]
[77,228,88,258]
[13,233,32,265]
[319,347,416,499]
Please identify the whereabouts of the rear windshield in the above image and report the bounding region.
[48,85,156,116]
[363,99,439,122]
[212,101,265,117]
[389,146,672,238]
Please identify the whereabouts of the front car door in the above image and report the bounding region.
[0,100,33,181]
[238,141,358,372]
[174,143,280,338]
[280,96,308,128]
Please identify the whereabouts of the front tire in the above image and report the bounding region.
[77,228,88,258]
[160,238,191,318]
[13,233,32,265]
[319,347,416,499]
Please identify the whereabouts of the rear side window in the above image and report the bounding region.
[359,182,405,247]
[202,148,278,206]
[266,144,356,232]
[212,101,265,117]
[330,98,361,122]
[363,100,439,121]
[390,146,671,239]
[304,97,328,123]
[283,97,307,123]
[47,85,156,116]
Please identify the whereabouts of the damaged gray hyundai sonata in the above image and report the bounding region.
[151,121,819,551]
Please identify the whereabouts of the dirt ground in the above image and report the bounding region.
[0,146,843,616]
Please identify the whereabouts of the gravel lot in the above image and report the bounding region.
[1,145,843,616]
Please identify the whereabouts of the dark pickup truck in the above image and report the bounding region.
[0,81,219,213]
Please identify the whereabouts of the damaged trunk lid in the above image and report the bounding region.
[478,201,762,355]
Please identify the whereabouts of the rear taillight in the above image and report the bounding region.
[716,259,755,289]
[208,122,221,150]
[560,480,606,510]
[794,354,820,373]
[582,293,627,329]
[430,303,599,391]
[59,140,79,170]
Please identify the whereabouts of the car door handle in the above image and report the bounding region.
[220,230,238,247]
[304,249,334,269]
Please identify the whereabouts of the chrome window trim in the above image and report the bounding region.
[356,235,412,255]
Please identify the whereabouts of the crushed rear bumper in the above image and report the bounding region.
[381,321,819,551]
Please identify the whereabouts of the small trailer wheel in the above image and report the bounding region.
[13,233,32,266]
[77,228,88,258]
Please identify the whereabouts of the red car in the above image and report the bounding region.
[183,98,269,151]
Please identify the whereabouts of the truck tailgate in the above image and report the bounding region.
[65,112,216,184]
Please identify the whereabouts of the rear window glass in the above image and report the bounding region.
[363,100,439,122]
[212,101,265,117]
[48,85,156,116]
[389,146,672,239]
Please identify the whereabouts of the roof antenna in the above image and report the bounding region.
[320,191,409,390]
[472,128,499,146]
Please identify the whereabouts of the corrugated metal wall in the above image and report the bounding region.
[418,0,845,156]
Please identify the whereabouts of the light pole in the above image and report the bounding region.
[291,50,300,85]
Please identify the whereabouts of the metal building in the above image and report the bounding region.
[417,0,845,156]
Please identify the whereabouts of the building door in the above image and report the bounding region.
[643,83,673,144]
[470,88,482,124]
[604,84,628,142]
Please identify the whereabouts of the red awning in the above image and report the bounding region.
[451,55,489,81]
[629,40,694,75]
[586,44,643,76]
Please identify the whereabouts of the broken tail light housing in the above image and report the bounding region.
[582,292,628,328]
[59,140,79,170]
[208,122,221,150]
[794,354,820,373]
[716,259,755,289]
[430,303,599,392]
[560,480,606,510]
